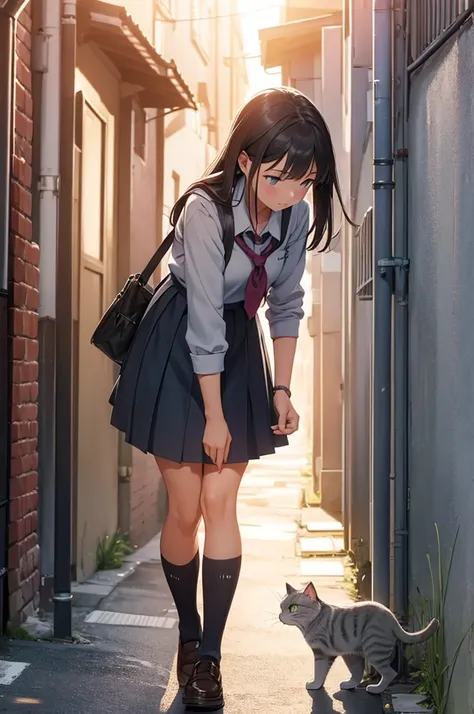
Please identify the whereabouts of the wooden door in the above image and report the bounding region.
[75,89,118,581]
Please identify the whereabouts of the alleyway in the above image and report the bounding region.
[0,453,382,713]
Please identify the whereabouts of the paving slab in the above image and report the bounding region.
[390,693,433,712]
[304,521,344,533]
[300,506,343,531]
[123,533,162,563]
[299,535,345,555]
[236,511,298,528]
[299,556,346,578]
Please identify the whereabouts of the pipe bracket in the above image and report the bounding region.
[39,174,60,197]
[52,592,73,603]
[32,31,48,73]
[378,257,410,304]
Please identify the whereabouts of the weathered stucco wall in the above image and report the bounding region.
[407,24,474,713]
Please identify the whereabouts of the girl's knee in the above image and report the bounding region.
[200,486,237,525]
[167,501,202,535]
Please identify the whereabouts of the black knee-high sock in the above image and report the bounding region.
[200,555,242,662]
[161,552,202,644]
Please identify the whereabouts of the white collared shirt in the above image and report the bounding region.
[168,175,309,374]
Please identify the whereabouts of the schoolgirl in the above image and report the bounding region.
[110,86,350,710]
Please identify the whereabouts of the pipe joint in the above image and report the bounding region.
[61,1,76,21]
[373,180,395,189]
[378,257,410,304]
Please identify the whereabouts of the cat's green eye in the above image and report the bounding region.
[289,604,298,614]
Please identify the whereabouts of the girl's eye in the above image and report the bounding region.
[301,179,314,188]
[289,604,298,613]
[265,176,279,186]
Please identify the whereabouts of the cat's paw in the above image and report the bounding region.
[340,679,358,691]
[306,680,323,691]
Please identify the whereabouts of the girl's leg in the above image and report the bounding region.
[156,457,203,645]
[199,462,247,662]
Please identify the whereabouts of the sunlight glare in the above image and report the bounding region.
[238,0,284,98]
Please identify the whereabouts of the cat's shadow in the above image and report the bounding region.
[308,688,338,713]
[309,688,380,714]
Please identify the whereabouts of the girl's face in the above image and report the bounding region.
[238,153,316,212]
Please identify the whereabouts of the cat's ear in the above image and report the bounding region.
[303,582,319,602]
[285,583,297,596]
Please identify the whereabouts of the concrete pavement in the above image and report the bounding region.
[0,452,383,713]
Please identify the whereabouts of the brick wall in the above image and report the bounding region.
[130,452,161,548]
[8,4,40,624]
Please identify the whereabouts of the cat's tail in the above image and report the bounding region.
[393,618,439,644]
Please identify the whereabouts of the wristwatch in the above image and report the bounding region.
[273,385,291,399]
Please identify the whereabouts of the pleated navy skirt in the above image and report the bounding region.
[109,273,288,464]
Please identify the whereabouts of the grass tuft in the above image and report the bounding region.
[407,523,474,713]
[6,624,37,641]
[96,531,134,571]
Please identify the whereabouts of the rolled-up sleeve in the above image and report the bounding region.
[182,194,227,374]
[265,200,309,339]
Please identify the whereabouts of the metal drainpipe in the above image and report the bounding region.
[36,0,61,607]
[393,0,409,618]
[371,0,394,606]
[53,0,76,639]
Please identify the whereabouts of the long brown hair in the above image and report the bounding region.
[169,87,353,262]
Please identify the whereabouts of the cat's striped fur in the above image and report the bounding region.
[280,582,438,695]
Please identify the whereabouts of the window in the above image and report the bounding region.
[82,104,105,261]
[133,103,146,160]
[172,171,180,204]
[185,104,203,137]
[191,0,211,62]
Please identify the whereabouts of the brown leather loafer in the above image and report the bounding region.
[183,659,224,710]
[177,640,200,688]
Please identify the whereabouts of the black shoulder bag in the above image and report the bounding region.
[90,229,176,365]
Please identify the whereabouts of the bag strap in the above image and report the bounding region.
[139,229,175,285]
[138,196,227,284]
[139,205,293,286]
[281,206,292,243]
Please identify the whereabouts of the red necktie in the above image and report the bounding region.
[234,232,280,319]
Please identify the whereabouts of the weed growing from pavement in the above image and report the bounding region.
[299,461,321,506]
[407,524,474,714]
[343,558,361,602]
[6,624,37,641]
[96,531,134,570]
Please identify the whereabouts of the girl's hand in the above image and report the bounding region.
[271,390,300,435]
[203,416,232,472]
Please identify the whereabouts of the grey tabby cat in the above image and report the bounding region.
[280,582,439,695]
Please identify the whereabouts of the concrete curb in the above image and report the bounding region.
[71,532,162,609]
